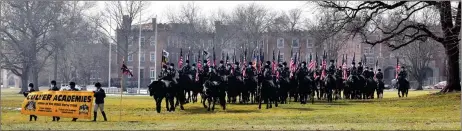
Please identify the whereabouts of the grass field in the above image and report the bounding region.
[1,88,460,130]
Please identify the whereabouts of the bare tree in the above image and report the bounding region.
[230,3,276,58]
[318,1,461,92]
[305,7,348,60]
[0,1,65,92]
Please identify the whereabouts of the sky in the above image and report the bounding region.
[94,1,316,24]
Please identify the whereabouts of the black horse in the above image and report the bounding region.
[202,70,227,111]
[228,73,244,103]
[364,77,377,99]
[277,76,291,104]
[324,74,336,102]
[376,79,385,99]
[397,77,410,97]
[148,80,175,113]
[258,72,278,109]
[244,74,258,104]
[298,73,315,104]
[179,71,195,103]
[346,74,358,99]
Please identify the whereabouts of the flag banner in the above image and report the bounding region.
[21,91,94,119]
[121,63,133,77]
[179,49,183,68]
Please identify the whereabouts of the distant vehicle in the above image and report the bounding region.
[384,84,391,89]
[60,85,83,91]
[433,81,446,89]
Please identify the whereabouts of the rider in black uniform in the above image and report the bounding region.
[375,68,384,98]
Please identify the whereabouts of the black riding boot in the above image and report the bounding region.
[72,118,77,121]
[93,111,97,121]
[29,115,33,121]
[101,111,107,121]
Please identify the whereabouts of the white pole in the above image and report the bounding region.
[154,15,158,81]
[108,18,112,88]
[137,2,142,94]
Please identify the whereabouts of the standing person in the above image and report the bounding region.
[93,82,107,122]
[24,83,38,121]
[68,82,79,122]
[49,80,60,121]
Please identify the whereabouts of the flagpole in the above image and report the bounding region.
[154,15,158,81]
[137,1,142,94]
[120,58,124,122]
[108,18,112,89]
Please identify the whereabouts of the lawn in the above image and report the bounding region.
[1,88,460,130]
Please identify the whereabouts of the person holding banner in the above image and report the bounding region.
[49,80,60,121]
[69,82,80,122]
[24,83,38,121]
[93,82,107,122]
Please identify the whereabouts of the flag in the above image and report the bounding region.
[243,49,247,77]
[314,52,318,78]
[277,50,281,63]
[352,53,356,65]
[396,57,400,79]
[321,50,327,79]
[226,53,229,64]
[196,50,202,81]
[121,60,133,77]
[203,50,210,66]
[342,54,348,80]
[213,47,216,66]
[178,48,183,68]
[289,49,294,77]
[363,54,367,66]
[374,59,378,79]
[162,50,169,66]
[309,53,315,70]
[272,49,276,75]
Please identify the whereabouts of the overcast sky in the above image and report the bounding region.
[95,1,316,23]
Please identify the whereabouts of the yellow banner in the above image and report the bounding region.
[21,91,94,119]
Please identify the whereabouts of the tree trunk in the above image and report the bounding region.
[19,68,29,93]
[416,79,423,90]
[441,41,461,92]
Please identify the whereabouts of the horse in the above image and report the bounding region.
[228,73,244,104]
[179,71,195,103]
[356,75,366,99]
[364,77,377,99]
[397,77,410,97]
[202,70,227,111]
[258,73,278,109]
[277,76,291,104]
[376,79,385,99]
[324,74,336,102]
[244,74,258,104]
[298,73,315,104]
[288,75,299,102]
[148,80,175,113]
[346,74,358,99]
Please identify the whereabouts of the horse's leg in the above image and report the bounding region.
[207,97,212,111]
[212,97,216,111]
[155,96,162,113]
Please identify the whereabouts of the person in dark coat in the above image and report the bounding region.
[24,83,38,121]
[69,82,80,122]
[93,82,107,122]
[49,80,60,121]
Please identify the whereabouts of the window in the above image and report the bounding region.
[150,68,155,78]
[140,37,145,46]
[364,47,373,54]
[277,38,284,48]
[150,52,155,61]
[128,54,133,61]
[367,57,374,66]
[306,39,313,49]
[150,37,156,45]
[140,52,145,62]
[140,69,144,79]
[292,38,299,48]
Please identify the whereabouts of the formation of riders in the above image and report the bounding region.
[150,53,409,112]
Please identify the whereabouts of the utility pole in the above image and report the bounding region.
[137,1,142,94]
[154,15,158,81]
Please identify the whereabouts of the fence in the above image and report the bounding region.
[103,87,149,95]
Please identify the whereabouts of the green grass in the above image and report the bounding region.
[1,88,459,130]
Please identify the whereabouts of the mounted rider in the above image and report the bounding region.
[281,62,290,79]
[263,61,273,80]
[398,66,408,81]
[357,62,364,76]
[245,62,257,78]
[296,61,309,79]
[233,62,242,77]
[168,63,178,84]
[326,60,336,79]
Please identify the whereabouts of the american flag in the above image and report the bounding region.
[395,57,400,79]
[289,56,294,78]
[308,59,315,71]
[121,60,133,77]
[178,49,183,68]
